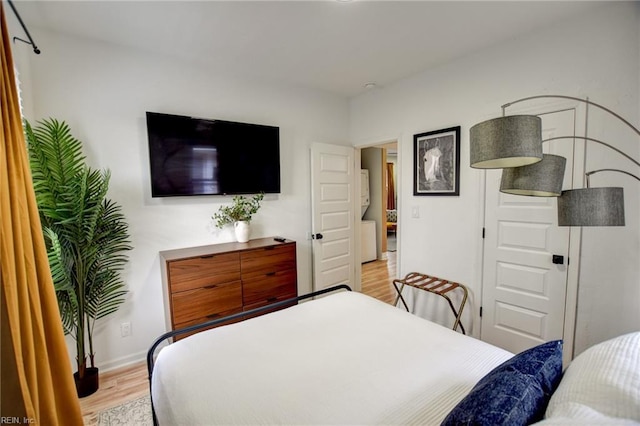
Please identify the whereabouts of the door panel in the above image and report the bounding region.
[481,109,575,354]
[310,143,356,291]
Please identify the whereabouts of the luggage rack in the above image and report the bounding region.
[393,272,468,334]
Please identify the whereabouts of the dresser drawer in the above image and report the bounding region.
[242,269,297,307]
[173,306,244,341]
[243,299,297,319]
[171,280,242,326]
[168,252,240,293]
[241,244,296,277]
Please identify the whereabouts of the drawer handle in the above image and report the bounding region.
[265,246,275,250]
[266,272,276,277]
[204,284,218,289]
[267,297,278,303]
[200,254,215,259]
[206,313,220,319]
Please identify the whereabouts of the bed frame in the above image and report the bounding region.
[146,284,352,424]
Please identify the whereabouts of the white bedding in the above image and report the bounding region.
[539,331,640,425]
[152,291,513,425]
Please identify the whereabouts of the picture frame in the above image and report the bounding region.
[413,126,461,196]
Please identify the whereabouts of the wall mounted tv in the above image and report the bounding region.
[146,112,280,197]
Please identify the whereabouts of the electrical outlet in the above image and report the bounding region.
[120,322,131,337]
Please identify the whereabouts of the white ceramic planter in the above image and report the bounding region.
[234,221,250,243]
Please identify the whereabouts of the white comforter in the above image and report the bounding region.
[152,291,512,425]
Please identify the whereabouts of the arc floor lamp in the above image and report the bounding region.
[470,94,639,226]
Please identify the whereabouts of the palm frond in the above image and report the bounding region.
[26,119,87,224]
[43,227,79,335]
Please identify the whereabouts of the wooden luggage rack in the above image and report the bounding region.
[393,272,468,334]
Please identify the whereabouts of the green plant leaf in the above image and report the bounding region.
[213,193,264,228]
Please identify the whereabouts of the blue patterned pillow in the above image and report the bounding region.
[441,340,563,426]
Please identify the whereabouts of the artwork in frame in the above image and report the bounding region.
[413,126,461,196]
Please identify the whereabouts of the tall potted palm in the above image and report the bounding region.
[26,118,131,397]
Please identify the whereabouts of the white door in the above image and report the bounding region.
[310,143,356,292]
[481,109,577,355]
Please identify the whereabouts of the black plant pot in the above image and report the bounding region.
[74,367,99,398]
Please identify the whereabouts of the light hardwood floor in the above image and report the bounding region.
[79,361,150,425]
[361,250,397,305]
[80,250,398,422]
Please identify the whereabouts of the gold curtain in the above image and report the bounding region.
[386,162,395,210]
[1,4,83,424]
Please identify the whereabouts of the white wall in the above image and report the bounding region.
[350,3,640,354]
[13,29,350,370]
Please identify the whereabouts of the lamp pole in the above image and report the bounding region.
[502,94,640,137]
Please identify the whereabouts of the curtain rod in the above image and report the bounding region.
[7,0,40,54]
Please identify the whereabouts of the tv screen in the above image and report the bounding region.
[146,112,280,197]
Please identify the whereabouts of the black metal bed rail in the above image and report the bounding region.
[146,283,351,425]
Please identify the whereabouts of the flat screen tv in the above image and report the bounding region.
[146,112,280,197]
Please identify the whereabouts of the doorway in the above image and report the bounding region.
[360,141,399,305]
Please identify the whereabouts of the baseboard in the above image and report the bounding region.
[99,350,148,373]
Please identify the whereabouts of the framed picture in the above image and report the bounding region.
[413,126,461,196]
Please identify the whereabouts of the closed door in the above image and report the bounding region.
[310,143,356,291]
[481,109,577,354]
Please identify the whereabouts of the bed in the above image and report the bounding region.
[148,286,640,425]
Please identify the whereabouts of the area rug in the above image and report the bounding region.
[98,395,152,426]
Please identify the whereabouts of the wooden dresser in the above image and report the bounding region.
[160,237,297,338]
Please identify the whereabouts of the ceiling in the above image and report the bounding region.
[10,1,609,97]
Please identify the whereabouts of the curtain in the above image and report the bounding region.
[386,162,396,210]
[1,4,83,424]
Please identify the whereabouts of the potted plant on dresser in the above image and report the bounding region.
[213,193,264,242]
[26,118,132,397]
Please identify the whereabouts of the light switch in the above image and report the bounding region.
[411,206,420,218]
